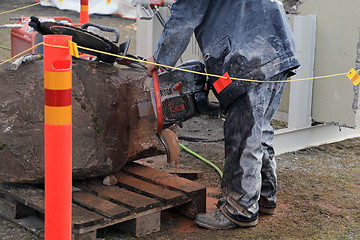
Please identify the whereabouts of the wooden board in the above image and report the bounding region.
[72,204,104,230]
[0,183,44,213]
[72,191,131,219]
[115,172,185,203]
[75,180,161,212]
[123,162,205,197]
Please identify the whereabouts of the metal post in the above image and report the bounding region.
[80,0,89,25]
[288,16,316,130]
[44,35,72,240]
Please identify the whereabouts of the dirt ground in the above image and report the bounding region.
[1,1,360,240]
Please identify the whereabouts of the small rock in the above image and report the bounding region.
[103,175,118,186]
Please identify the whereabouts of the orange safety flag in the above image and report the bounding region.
[213,72,232,93]
[68,40,80,58]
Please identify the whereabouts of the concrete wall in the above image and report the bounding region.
[297,0,360,127]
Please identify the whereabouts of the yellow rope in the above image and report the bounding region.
[116,0,135,8]
[43,43,69,49]
[0,2,41,15]
[0,43,43,67]
[2,42,355,84]
[76,45,350,83]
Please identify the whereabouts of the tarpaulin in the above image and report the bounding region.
[41,0,136,20]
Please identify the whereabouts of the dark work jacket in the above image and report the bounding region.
[153,0,300,110]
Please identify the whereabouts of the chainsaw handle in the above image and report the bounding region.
[52,17,73,24]
[81,22,120,43]
[137,3,155,20]
[152,70,163,133]
[133,0,174,20]
[136,3,154,20]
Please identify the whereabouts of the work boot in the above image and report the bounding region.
[258,196,277,215]
[195,208,238,230]
[219,205,258,227]
[216,198,226,209]
[216,197,276,215]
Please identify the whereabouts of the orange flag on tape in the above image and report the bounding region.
[347,68,360,86]
[213,72,232,93]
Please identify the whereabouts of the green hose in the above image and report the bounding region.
[179,143,223,178]
[0,45,11,51]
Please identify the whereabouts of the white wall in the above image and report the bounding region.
[298,0,360,127]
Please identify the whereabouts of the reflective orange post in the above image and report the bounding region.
[44,35,72,240]
[80,0,89,24]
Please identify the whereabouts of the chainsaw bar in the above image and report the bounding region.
[29,16,119,63]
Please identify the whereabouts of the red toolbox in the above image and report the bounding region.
[10,16,73,57]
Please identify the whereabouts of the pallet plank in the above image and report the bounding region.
[75,180,161,212]
[0,196,35,219]
[72,191,131,219]
[0,183,44,213]
[123,163,205,197]
[17,215,44,237]
[115,173,185,204]
[95,186,161,212]
[0,197,17,219]
[72,204,104,230]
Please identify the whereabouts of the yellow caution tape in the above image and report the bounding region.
[0,43,43,67]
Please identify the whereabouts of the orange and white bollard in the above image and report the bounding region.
[80,0,89,24]
[44,35,72,240]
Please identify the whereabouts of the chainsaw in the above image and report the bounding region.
[151,61,216,128]
[131,0,174,21]
[150,60,219,166]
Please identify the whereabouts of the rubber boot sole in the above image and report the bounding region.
[220,205,258,227]
[259,205,276,215]
[195,219,238,230]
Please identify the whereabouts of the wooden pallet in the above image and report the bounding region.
[0,162,206,239]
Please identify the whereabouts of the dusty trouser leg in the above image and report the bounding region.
[221,72,287,219]
[260,79,286,208]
